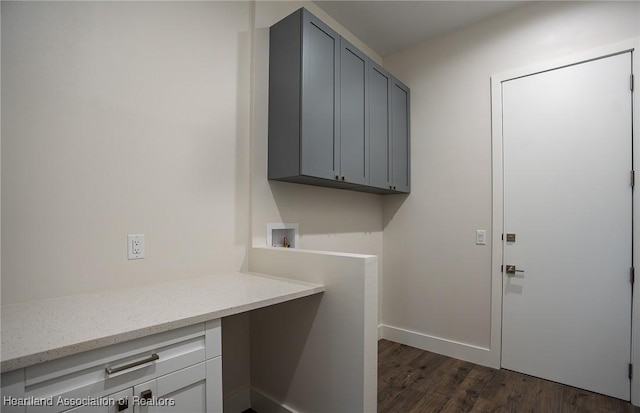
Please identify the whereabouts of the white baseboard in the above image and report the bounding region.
[250,388,297,413]
[379,324,498,368]
[224,387,251,413]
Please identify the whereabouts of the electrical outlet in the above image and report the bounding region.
[128,234,145,260]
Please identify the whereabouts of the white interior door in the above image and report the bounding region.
[501,52,633,400]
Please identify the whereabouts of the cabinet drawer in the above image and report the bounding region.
[26,324,204,385]
[0,320,222,413]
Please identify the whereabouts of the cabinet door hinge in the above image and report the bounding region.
[501,265,504,273]
[631,74,635,92]
[631,170,635,188]
[631,267,635,284]
[630,363,633,379]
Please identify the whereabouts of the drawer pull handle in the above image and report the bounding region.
[105,353,159,375]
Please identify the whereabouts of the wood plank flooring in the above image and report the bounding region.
[378,339,640,413]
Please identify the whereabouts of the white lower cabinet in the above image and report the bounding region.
[133,361,207,413]
[2,320,222,413]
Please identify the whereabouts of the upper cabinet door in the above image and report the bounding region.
[368,62,392,190]
[339,39,368,185]
[391,78,411,193]
[300,11,340,180]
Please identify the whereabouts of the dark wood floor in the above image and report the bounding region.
[378,339,640,413]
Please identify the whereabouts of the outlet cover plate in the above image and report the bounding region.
[128,234,145,259]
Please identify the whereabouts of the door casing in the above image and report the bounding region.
[490,38,639,404]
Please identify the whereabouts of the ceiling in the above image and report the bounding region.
[313,1,527,57]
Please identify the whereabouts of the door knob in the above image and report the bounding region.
[505,265,525,275]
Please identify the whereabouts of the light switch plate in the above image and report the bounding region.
[128,234,145,259]
[475,230,486,245]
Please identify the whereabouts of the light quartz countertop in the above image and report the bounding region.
[0,272,324,373]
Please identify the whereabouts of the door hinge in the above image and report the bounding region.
[629,363,633,379]
[631,267,635,284]
[632,170,635,188]
[631,74,635,92]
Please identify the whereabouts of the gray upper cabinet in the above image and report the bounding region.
[367,63,411,194]
[368,62,392,190]
[268,8,338,182]
[340,38,369,186]
[269,7,410,195]
[300,11,340,181]
[391,78,411,193]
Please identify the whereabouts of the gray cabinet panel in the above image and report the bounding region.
[268,9,302,180]
[391,79,410,193]
[369,63,391,190]
[339,39,368,185]
[268,9,338,182]
[301,13,339,180]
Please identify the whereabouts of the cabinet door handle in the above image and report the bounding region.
[140,390,153,400]
[341,176,345,181]
[117,398,129,412]
[105,353,159,375]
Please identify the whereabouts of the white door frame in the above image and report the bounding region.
[490,38,639,403]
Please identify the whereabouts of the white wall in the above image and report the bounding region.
[381,1,640,364]
[1,1,252,304]
[1,0,387,313]
[249,247,378,413]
